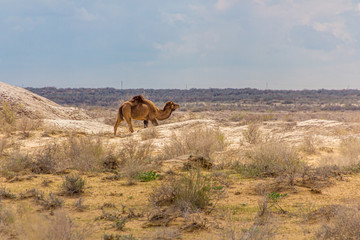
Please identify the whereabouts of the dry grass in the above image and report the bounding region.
[17,210,91,240]
[299,134,316,155]
[63,135,107,172]
[117,138,155,183]
[0,137,9,157]
[140,127,159,140]
[17,117,42,138]
[163,126,226,159]
[61,174,86,196]
[315,205,360,239]
[242,124,263,145]
[235,142,305,185]
[150,169,222,213]
[339,136,360,166]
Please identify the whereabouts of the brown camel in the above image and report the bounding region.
[114,95,180,135]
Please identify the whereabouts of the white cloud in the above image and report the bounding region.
[162,13,186,24]
[312,21,352,42]
[214,0,239,11]
[76,8,97,21]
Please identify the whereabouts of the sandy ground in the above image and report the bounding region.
[2,82,360,240]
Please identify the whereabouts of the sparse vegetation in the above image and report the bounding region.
[150,169,221,213]
[136,170,160,182]
[242,124,262,145]
[4,85,360,239]
[61,174,86,195]
[163,126,226,158]
[315,205,360,240]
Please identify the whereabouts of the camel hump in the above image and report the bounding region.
[130,95,146,103]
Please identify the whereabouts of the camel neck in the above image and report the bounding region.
[156,107,173,120]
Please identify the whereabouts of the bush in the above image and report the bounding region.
[242,124,262,145]
[315,206,360,239]
[17,210,91,240]
[34,191,64,210]
[61,174,86,195]
[236,142,305,185]
[136,170,159,182]
[163,126,226,158]
[150,170,219,212]
[32,143,60,174]
[1,153,32,175]
[64,136,106,172]
[0,101,17,135]
[118,139,154,183]
[140,128,159,140]
[339,136,360,166]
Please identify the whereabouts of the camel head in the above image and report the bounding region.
[164,101,180,112]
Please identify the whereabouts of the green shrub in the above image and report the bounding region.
[136,170,159,182]
[61,174,86,195]
[150,170,220,212]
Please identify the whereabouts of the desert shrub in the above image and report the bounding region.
[136,170,159,182]
[118,139,154,183]
[163,126,226,158]
[238,223,277,240]
[315,206,360,240]
[0,187,17,200]
[103,234,136,240]
[300,135,316,154]
[33,190,63,210]
[140,127,159,140]
[61,174,86,195]
[32,143,60,174]
[150,170,220,212]
[102,154,120,170]
[0,101,17,135]
[18,210,90,240]
[64,135,106,172]
[235,142,305,185]
[242,124,262,145]
[1,153,32,175]
[0,137,9,157]
[0,204,15,235]
[339,136,360,166]
[222,215,277,240]
[17,117,42,138]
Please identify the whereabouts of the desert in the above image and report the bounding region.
[2,81,360,239]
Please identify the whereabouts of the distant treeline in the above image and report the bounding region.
[26,87,360,111]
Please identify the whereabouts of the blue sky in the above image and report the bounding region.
[1,0,360,89]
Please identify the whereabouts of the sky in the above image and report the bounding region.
[1,0,360,90]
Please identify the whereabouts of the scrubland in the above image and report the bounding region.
[2,101,360,240]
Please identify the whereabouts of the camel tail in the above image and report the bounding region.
[114,106,124,136]
[118,105,124,120]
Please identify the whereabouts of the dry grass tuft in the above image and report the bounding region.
[315,205,360,239]
[61,173,86,196]
[118,138,155,184]
[17,210,91,240]
[242,124,263,145]
[150,169,223,213]
[163,126,226,159]
[235,142,305,185]
[140,127,159,140]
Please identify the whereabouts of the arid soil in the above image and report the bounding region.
[2,82,360,240]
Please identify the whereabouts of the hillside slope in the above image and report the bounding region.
[0,81,89,120]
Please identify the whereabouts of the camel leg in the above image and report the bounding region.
[114,113,123,136]
[144,120,149,128]
[125,118,134,132]
[151,119,159,126]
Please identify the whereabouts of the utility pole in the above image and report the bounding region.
[121,81,123,90]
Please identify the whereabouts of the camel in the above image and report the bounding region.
[114,95,180,135]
